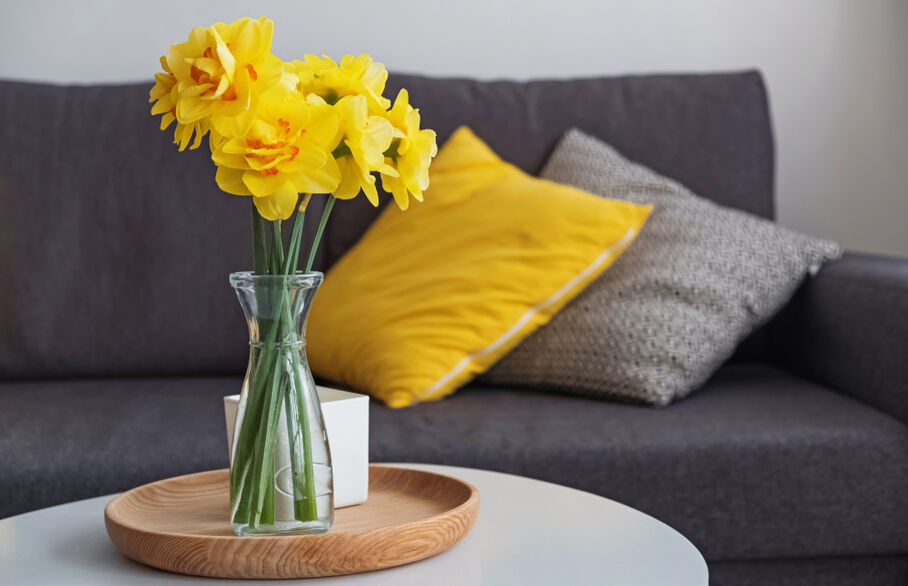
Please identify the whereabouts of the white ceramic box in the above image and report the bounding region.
[224,387,369,509]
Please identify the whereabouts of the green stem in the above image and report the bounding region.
[231,458,253,524]
[283,383,306,520]
[251,203,269,275]
[232,205,275,523]
[279,293,318,521]
[231,350,275,525]
[282,208,306,276]
[249,361,284,527]
[232,205,280,526]
[305,196,335,273]
[294,369,319,520]
[271,220,285,274]
[231,195,323,529]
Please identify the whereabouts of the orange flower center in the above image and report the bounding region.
[188,46,257,103]
[244,119,304,176]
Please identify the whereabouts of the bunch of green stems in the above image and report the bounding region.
[230,194,335,528]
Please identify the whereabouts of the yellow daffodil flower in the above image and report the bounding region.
[379,89,438,210]
[289,54,390,114]
[149,57,209,150]
[329,95,395,205]
[158,17,283,140]
[152,20,438,216]
[211,85,341,220]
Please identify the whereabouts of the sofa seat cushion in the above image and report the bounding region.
[0,377,234,519]
[371,364,908,561]
[1,365,906,563]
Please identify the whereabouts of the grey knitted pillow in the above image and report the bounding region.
[479,129,842,406]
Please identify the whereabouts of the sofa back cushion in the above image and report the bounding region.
[322,71,775,269]
[0,71,774,379]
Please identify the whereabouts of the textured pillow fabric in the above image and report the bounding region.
[307,127,652,408]
[480,129,842,406]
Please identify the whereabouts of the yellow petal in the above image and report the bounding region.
[216,165,251,195]
[361,117,394,168]
[175,124,195,151]
[210,28,236,82]
[305,104,341,149]
[333,156,365,200]
[159,112,175,131]
[243,168,287,197]
[361,177,379,206]
[253,195,280,221]
[189,121,207,149]
[210,148,247,169]
[150,99,172,116]
[230,17,264,63]
[380,173,409,210]
[292,155,341,194]
[254,182,298,221]
[175,97,209,123]
[278,140,326,174]
[232,62,254,111]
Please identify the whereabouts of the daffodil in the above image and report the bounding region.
[149,20,443,533]
[211,85,341,220]
[329,95,395,205]
[379,89,438,210]
[161,17,283,139]
[289,54,390,114]
[149,57,209,150]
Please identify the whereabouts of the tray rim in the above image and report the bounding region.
[104,464,480,578]
[104,464,478,539]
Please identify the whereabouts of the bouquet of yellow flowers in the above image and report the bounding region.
[150,17,436,536]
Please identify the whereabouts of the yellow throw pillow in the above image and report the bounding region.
[307,127,652,407]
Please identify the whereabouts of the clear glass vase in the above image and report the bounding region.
[228,271,333,536]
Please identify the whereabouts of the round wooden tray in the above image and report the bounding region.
[104,465,479,579]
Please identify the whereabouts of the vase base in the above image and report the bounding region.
[233,517,333,537]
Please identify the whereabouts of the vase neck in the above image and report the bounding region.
[231,272,323,345]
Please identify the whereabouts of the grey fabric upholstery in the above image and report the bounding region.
[771,252,908,423]
[0,81,250,379]
[320,71,776,270]
[0,377,233,517]
[709,555,908,586]
[1,365,906,565]
[372,365,908,562]
[0,71,774,380]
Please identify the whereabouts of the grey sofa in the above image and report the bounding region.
[1,71,906,586]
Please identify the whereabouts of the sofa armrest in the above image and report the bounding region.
[770,252,908,423]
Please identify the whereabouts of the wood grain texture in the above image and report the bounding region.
[104,465,479,579]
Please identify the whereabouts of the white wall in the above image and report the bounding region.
[2,0,906,255]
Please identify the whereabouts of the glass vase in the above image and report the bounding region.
[228,271,333,536]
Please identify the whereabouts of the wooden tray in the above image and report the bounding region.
[104,465,479,579]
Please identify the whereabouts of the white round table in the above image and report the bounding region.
[0,464,707,585]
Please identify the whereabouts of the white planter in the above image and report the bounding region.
[224,387,369,509]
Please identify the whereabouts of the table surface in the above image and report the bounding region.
[0,464,707,585]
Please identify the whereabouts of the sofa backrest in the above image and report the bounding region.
[0,71,774,379]
[323,71,775,269]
